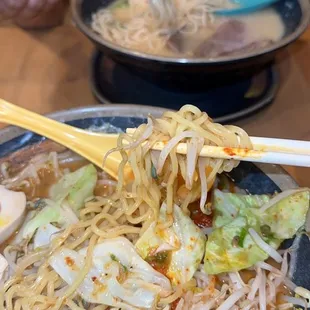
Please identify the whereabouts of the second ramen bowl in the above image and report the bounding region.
[71,0,310,90]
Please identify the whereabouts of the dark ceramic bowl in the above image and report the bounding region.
[71,0,310,90]
[0,105,309,290]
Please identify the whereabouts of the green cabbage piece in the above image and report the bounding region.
[49,164,97,211]
[135,203,206,286]
[258,190,310,239]
[22,199,62,239]
[204,216,281,274]
[204,189,309,274]
[22,199,80,240]
[22,164,97,239]
[213,189,269,228]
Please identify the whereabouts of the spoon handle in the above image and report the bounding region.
[0,99,122,178]
[0,98,90,144]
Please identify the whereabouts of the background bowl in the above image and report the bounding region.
[0,104,310,290]
[71,0,310,90]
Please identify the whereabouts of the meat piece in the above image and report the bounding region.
[194,20,248,58]
[167,31,185,54]
[221,39,273,56]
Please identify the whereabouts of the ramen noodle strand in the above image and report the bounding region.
[126,208,152,224]
[15,250,49,278]
[67,227,92,250]
[163,112,223,145]
[166,149,179,215]
[160,284,183,305]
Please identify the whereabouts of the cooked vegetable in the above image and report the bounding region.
[135,203,206,286]
[204,189,310,274]
[151,163,158,179]
[49,237,171,309]
[21,165,96,241]
[0,254,8,282]
[213,189,269,228]
[214,189,310,238]
[145,251,171,275]
[22,200,60,239]
[33,223,60,249]
[110,0,128,9]
[258,190,309,239]
[49,164,97,212]
[204,216,280,274]
[22,199,78,239]
[238,227,247,247]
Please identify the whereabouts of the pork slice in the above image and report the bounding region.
[167,31,185,53]
[194,20,249,58]
[220,39,273,56]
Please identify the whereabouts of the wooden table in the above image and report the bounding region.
[0,22,309,186]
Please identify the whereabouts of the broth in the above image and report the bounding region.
[13,159,89,200]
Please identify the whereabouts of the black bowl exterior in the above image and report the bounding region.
[89,37,276,91]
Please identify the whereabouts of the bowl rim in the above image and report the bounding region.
[0,104,298,191]
[71,0,310,64]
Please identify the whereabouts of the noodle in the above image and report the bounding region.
[91,0,233,56]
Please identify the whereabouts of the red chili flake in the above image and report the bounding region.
[65,256,75,267]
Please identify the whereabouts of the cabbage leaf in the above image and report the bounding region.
[135,203,206,286]
[22,200,79,239]
[49,164,97,211]
[204,189,309,274]
[49,237,171,309]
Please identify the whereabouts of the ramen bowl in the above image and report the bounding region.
[71,0,310,90]
[1,104,310,294]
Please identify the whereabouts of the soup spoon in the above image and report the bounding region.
[0,99,129,181]
[215,0,280,16]
[149,0,280,20]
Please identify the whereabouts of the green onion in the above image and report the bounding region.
[110,254,117,261]
[146,251,169,264]
[110,0,129,10]
[260,225,271,237]
[33,199,48,210]
[110,254,128,272]
[151,163,158,179]
[238,228,247,247]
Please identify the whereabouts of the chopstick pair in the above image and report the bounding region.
[126,129,310,167]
